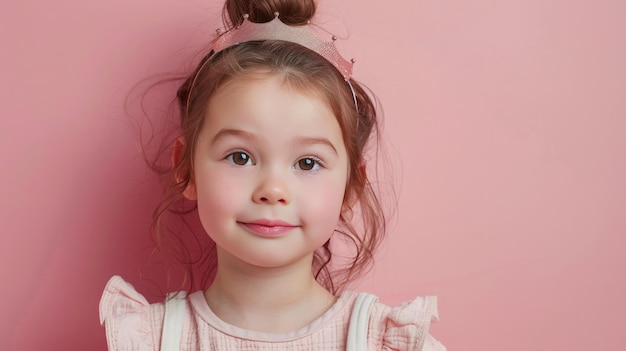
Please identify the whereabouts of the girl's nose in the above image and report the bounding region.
[252,175,291,205]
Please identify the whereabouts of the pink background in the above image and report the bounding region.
[2,0,625,349]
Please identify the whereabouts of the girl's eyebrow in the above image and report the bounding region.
[292,136,338,156]
[210,128,257,145]
[211,128,338,155]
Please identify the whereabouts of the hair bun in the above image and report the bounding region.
[224,0,316,26]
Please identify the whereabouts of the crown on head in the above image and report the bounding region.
[211,12,355,79]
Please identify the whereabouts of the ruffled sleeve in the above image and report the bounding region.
[375,296,446,351]
[99,275,159,351]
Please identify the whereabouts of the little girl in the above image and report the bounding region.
[100,0,445,350]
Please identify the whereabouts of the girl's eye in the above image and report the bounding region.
[226,152,254,166]
[296,157,322,171]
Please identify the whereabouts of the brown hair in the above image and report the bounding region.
[152,0,388,294]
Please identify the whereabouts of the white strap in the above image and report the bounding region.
[346,293,377,351]
[160,292,188,351]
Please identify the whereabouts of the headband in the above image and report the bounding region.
[212,12,355,80]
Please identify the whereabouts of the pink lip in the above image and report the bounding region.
[238,219,299,237]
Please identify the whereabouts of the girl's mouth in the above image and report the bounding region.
[238,219,299,237]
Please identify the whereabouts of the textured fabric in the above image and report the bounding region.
[99,275,446,351]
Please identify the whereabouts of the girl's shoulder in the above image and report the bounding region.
[99,275,168,350]
[362,292,446,351]
[99,275,445,350]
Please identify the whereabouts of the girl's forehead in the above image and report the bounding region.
[202,75,346,151]
[214,71,330,104]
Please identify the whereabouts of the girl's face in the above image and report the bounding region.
[186,74,349,269]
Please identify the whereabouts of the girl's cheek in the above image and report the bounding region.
[304,182,345,215]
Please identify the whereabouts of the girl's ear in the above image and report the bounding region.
[357,162,367,181]
[172,137,197,200]
[343,162,367,211]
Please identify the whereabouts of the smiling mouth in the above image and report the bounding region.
[238,221,299,237]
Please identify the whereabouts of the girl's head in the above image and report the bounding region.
[155,0,386,293]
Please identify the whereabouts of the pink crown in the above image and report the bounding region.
[212,13,354,79]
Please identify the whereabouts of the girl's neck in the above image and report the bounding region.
[204,251,336,333]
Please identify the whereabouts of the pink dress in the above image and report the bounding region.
[99,276,446,350]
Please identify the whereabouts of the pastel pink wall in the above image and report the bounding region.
[2,0,624,349]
